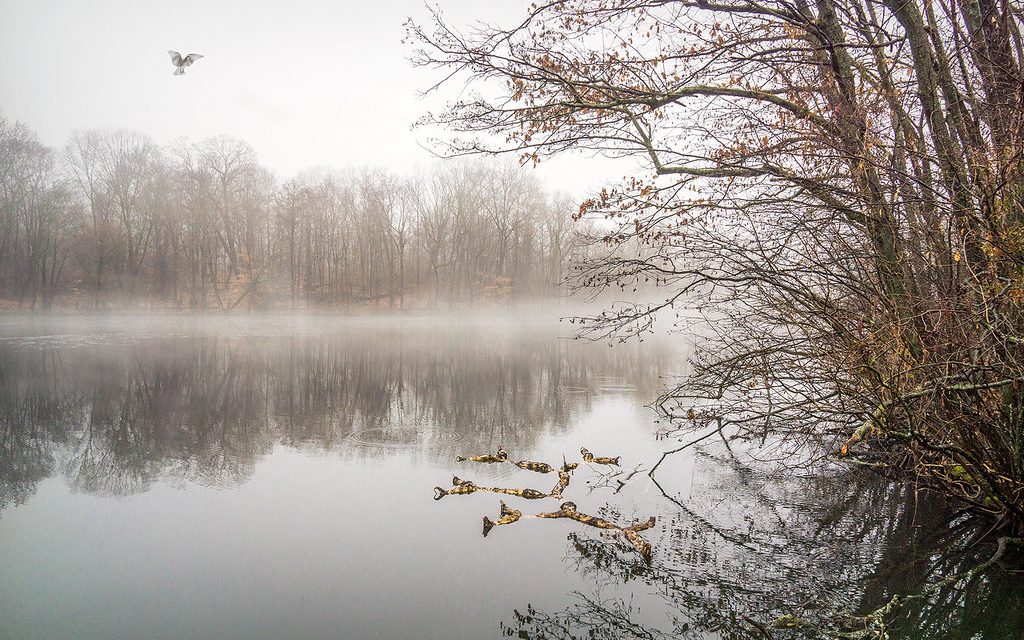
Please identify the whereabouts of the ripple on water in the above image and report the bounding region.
[343,426,469,451]
[0,334,145,349]
[596,384,634,393]
[427,429,468,447]
[593,376,635,393]
[557,385,591,395]
[345,426,424,450]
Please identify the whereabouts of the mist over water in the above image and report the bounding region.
[0,314,1018,639]
[0,313,670,638]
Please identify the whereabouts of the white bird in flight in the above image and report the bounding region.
[168,50,203,75]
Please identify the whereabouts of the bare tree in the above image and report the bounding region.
[0,117,75,308]
[4,120,586,312]
[65,130,114,305]
[408,0,1024,530]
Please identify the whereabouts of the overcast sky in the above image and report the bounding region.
[0,0,619,197]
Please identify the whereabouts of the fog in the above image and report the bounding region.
[0,2,644,314]
[0,116,632,311]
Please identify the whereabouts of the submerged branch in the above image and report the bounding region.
[753,536,1024,639]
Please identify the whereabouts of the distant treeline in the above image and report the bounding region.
[0,116,590,309]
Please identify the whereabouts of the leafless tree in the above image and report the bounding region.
[408,0,1024,531]
[2,120,584,310]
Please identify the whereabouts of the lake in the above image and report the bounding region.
[0,315,1019,639]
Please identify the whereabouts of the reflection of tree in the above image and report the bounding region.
[506,450,1021,639]
[504,593,666,640]
[0,350,70,510]
[0,326,668,511]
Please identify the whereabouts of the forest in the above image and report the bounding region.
[0,118,586,310]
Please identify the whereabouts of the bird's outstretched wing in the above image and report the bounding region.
[168,50,183,66]
[182,54,204,66]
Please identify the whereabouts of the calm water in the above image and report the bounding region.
[0,315,1019,639]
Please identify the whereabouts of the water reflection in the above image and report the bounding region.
[507,448,1023,640]
[0,318,666,511]
[0,317,1019,639]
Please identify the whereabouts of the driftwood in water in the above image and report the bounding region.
[529,501,655,561]
[432,477,481,498]
[455,448,583,476]
[482,501,522,536]
[548,459,577,499]
[434,476,548,501]
[580,447,620,466]
[511,459,554,473]
[437,447,654,560]
[455,447,508,463]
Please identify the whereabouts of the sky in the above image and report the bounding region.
[0,0,620,197]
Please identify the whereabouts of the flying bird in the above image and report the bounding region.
[168,50,203,75]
